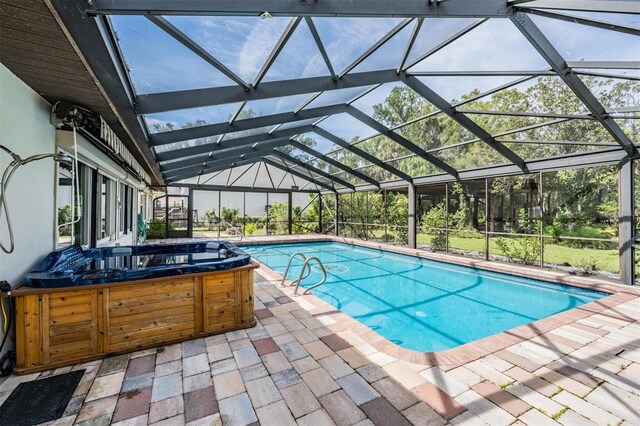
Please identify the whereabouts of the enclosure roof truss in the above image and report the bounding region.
[77,0,639,190]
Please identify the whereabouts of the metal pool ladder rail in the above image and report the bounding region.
[280,252,328,295]
[220,221,244,241]
[280,253,308,287]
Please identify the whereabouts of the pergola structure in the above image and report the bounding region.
[49,0,638,282]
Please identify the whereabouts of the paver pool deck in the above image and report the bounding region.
[0,236,638,425]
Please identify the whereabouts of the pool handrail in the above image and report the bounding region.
[294,256,327,296]
[280,252,310,287]
[220,221,244,241]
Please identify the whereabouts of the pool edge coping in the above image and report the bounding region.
[244,235,639,367]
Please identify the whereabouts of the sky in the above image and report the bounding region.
[109,11,640,183]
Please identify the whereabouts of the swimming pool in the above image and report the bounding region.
[243,241,606,352]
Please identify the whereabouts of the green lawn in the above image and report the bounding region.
[190,226,619,274]
[417,233,619,274]
[193,226,268,237]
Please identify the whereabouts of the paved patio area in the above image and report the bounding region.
[0,239,639,425]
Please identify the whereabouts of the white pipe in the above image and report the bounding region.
[57,125,81,245]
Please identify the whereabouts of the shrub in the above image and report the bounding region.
[147,219,166,239]
[421,203,446,251]
[245,223,257,236]
[545,221,613,249]
[575,256,600,275]
[393,227,408,244]
[495,209,540,265]
[495,235,540,265]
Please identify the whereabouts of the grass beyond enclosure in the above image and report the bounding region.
[189,227,619,274]
[418,234,619,274]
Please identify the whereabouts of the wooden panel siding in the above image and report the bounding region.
[12,263,258,373]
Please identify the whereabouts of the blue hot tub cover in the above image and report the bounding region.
[25,241,252,288]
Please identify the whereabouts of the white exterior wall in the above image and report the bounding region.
[0,64,152,359]
[0,64,56,358]
[56,130,145,248]
[0,64,56,288]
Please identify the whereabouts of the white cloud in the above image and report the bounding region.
[411,19,548,72]
[237,19,290,81]
[314,18,402,73]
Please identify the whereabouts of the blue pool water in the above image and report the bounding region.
[243,242,606,352]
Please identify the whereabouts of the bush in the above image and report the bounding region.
[245,223,256,236]
[421,203,446,251]
[495,209,540,265]
[147,219,166,239]
[544,222,613,249]
[392,227,408,245]
[495,235,540,265]
[575,256,600,275]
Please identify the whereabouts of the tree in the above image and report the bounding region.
[221,207,239,224]
[421,203,446,251]
[202,209,218,230]
[267,202,289,234]
[386,192,409,244]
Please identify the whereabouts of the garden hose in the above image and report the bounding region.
[0,145,73,253]
[1,298,6,333]
[1,297,11,341]
[0,295,15,377]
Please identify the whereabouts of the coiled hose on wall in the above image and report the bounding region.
[0,146,73,254]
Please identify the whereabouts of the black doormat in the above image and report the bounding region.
[0,369,85,426]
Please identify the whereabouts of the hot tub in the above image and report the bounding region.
[25,241,251,288]
[13,242,258,374]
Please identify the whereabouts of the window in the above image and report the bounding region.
[119,182,125,234]
[56,162,74,247]
[117,184,136,235]
[73,163,93,246]
[54,148,146,247]
[56,160,94,247]
[127,186,134,232]
[118,182,129,236]
[98,174,115,243]
[119,182,132,235]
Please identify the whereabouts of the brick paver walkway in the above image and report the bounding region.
[0,242,638,425]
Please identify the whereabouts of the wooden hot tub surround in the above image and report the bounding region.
[12,262,258,374]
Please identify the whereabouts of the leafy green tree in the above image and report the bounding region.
[386,192,409,243]
[267,202,287,234]
[202,208,218,230]
[221,207,239,224]
[421,203,446,251]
